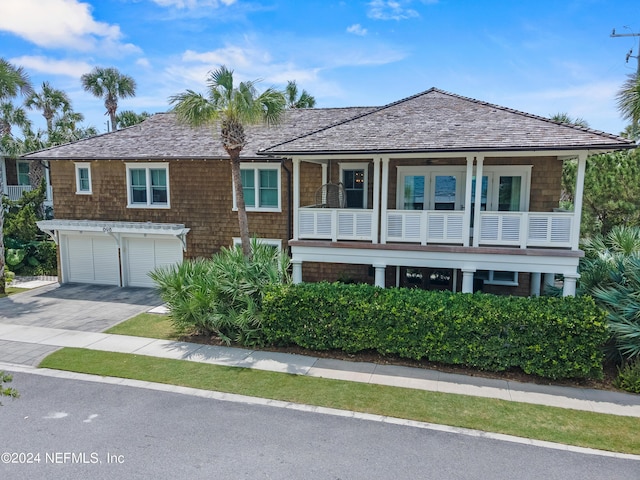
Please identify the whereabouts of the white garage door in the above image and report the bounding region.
[65,234,120,286]
[125,237,183,288]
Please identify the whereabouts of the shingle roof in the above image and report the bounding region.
[24,87,634,160]
[259,88,635,155]
[24,107,376,160]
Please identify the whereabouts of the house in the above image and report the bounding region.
[27,88,634,294]
[0,157,53,206]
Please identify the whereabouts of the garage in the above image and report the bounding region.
[63,234,120,285]
[37,220,190,288]
[124,237,184,288]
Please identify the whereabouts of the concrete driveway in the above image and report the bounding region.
[0,283,162,365]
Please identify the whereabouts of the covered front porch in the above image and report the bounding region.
[289,151,588,296]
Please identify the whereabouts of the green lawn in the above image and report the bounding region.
[0,286,30,298]
[106,313,181,340]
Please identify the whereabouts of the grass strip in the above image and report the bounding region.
[106,313,180,340]
[0,286,30,298]
[39,347,640,455]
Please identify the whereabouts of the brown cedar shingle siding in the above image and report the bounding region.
[50,159,290,259]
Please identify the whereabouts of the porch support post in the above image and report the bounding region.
[571,152,587,250]
[472,155,484,247]
[0,157,7,195]
[530,272,542,297]
[461,268,476,293]
[562,272,580,297]
[372,157,381,244]
[380,157,390,244]
[292,157,301,241]
[543,273,555,293]
[291,259,303,284]
[322,161,328,185]
[463,155,474,247]
[373,264,386,288]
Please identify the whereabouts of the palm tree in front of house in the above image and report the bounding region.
[285,80,316,108]
[81,66,137,132]
[169,65,286,257]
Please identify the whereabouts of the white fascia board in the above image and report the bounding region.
[290,245,580,274]
[37,219,189,237]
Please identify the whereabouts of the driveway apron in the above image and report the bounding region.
[0,283,162,365]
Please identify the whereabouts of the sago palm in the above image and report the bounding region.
[169,65,286,257]
[81,66,137,132]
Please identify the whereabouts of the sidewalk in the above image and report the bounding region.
[1,319,639,418]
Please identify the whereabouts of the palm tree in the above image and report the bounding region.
[616,72,640,141]
[0,58,33,295]
[285,80,316,108]
[115,110,150,129]
[550,112,589,128]
[169,65,286,257]
[80,66,137,132]
[25,81,72,133]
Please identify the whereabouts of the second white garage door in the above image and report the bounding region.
[124,237,183,288]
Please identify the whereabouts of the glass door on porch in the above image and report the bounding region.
[401,173,463,211]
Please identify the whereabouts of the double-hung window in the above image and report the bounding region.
[75,163,92,194]
[235,163,281,211]
[340,163,368,208]
[126,163,170,208]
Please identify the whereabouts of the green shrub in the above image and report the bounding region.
[262,283,608,380]
[150,240,290,346]
[3,237,57,276]
[613,359,640,394]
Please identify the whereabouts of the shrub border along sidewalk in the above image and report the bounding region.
[261,283,609,380]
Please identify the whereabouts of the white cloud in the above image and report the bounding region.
[136,58,152,68]
[9,55,93,78]
[367,0,419,21]
[0,0,139,54]
[151,0,236,8]
[347,24,368,36]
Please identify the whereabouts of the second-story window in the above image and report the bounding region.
[126,163,170,208]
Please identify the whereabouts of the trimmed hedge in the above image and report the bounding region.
[261,282,608,380]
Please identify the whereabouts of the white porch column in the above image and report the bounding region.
[0,157,7,195]
[321,161,328,184]
[291,259,303,284]
[292,157,301,241]
[380,157,390,244]
[571,152,588,250]
[543,273,555,293]
[463,155,474,247]
[372,157,381,244]
[562,272,580,297]
[472,155,484,247]
[530,272,542,297]
[373,264,386,288]
[461,268,476,293]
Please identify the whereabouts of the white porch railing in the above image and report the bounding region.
[298,207,374,241]
[385,210,465,245]
[297,208,575,249]
[477,211,573,248]
[4,184,53,203]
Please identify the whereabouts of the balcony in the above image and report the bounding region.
[4,184,53,203]
[296,208,575,250]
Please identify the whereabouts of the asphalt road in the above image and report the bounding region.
[1,371,637,480]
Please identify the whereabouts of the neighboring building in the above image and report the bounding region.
[0,157,53,206]
[27,88,634,294]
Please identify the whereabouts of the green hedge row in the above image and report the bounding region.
[261,282,608,379]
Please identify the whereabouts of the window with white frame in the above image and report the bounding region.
[235,163,281,211]
[75,163,92,194]
[340,163,368,208]
[232,237,282,250]
[16,160,30,186]
[126,163,170,208]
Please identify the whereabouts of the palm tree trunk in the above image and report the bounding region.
[229,149,251,258]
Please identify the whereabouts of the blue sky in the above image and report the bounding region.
[1,0,638,135]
